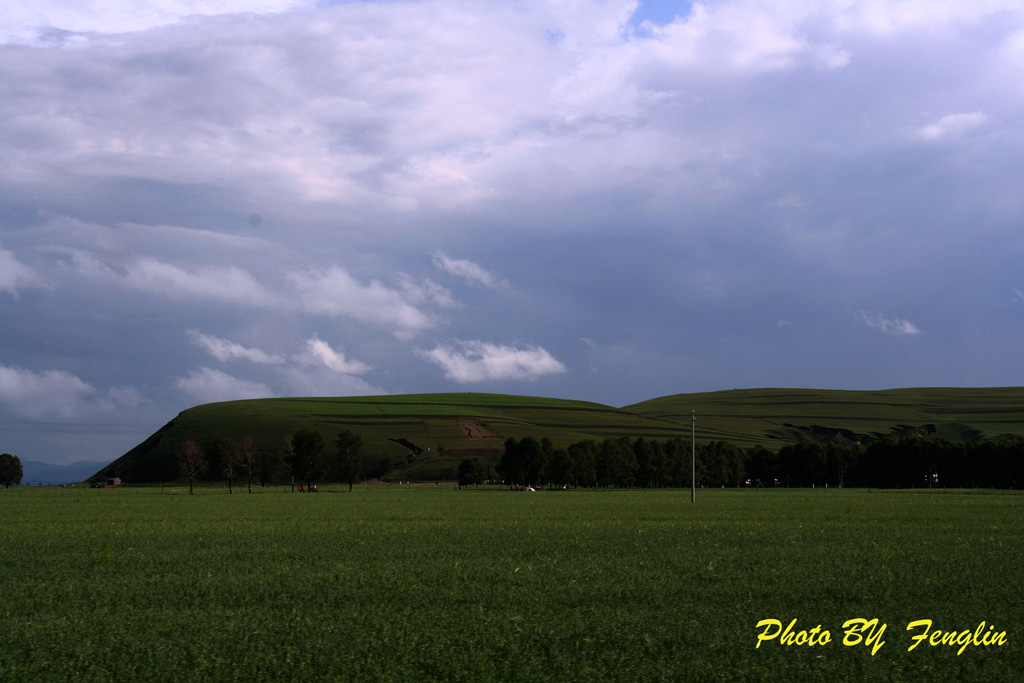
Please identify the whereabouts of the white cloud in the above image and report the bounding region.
[277,366,382,397]
[0,246,41,294]
[104,385,145,411]
[859,311,921,336]
[0,364,140,418]
[646,1,851,74]
[831,0,1020,37]
[108,258,441,337]
[188,329,370,373]
[1,0,317,45]
[180,334,373,399]
[917,112,987,141]
[302,336,370,375]
[0,364,95,418]
[187,330,284,364]
[3,0,1018,223]
[125,259,279,307]
[175,366,273,403]
[289,268,438,338]
[418,340,568,382]
[398,274,458,309]
[432,251,506,289]
[581,336,599,372]
[68,252,119,281]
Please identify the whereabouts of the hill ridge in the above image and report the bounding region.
[95,387,1024,483]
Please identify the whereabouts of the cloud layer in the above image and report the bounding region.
[0,246,40,294]
[0,364,141,419]
[1,0,1023,463]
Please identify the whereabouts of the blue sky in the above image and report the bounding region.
[2,0,1023,465]
[633,0,695,25]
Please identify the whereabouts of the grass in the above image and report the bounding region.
[99,393,687,483]
[98,388,1024,484]
[1,486,1021,681]
[627,387,1024,445]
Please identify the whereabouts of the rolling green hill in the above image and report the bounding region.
[625,387,1024,445]
[95,393,688,483]
[96,387,1024,484]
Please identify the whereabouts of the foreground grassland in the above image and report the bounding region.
[1,487,1021,682]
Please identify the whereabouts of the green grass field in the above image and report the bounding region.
[2,486,1020,682]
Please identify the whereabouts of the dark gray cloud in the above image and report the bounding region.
[1,0,1023,463]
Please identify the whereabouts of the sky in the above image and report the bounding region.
[1,0,1023,465]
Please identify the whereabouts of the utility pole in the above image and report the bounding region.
[691,410,696,503]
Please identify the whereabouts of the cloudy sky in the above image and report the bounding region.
[2,0,1023,465]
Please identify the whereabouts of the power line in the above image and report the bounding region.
[0,421,161,426]
[0,421,160,435]
[1,431,153,436]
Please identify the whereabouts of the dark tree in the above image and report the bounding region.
[177,440,206,495]
[335,429,364,492]
[540,437,555,482]
[746,445,777,486]
[666,437,693,489]
[545,447,574,489]
[368,450,396,481]
[634,437,655,488]
[211,437,242,493]
[776,442,825,487]
[604,438,637,487]
[824,442,855,488]
[498,437,546,487]
[649,440,668,488]
[288,429,326,491]
[521,437,546,487]
[457,457,483,487]
[0,453,23,488]
[238,435,259,493]
[256,449,285,487]
[569,440,598,487]
[499,438,526,486]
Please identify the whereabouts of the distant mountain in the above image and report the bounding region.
[20,459,114,485]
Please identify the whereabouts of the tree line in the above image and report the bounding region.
[485,435,1024,490]
[176,429,364,494]
[172,430,1024,492]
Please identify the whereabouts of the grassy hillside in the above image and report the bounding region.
[626,387,1024,445]
[97,387,1024,484]
[97,393,688,483]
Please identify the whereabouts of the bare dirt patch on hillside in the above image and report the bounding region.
[457,419,499,439]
